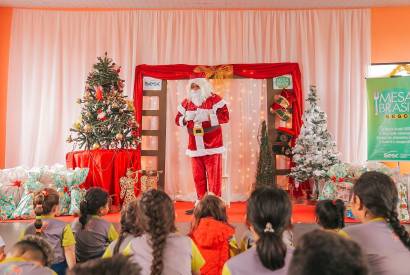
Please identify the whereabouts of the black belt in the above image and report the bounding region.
[187,125,220,135]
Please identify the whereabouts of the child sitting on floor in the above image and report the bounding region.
[0,235,55,274]
[22,188,76,275]
[72,187,118,263]
[190,194,239,275]
[125,189,205,275]
[345,171,410,275]
[315,199,348,238]
[223,186,294,275]
[102,200,142,257]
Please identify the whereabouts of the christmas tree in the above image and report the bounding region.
[290,85,340,184]
[255,120,276,188]
[67,53,140,150]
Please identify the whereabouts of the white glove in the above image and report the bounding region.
[184,111,196,121]
[194,109,209,123]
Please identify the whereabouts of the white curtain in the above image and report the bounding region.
[7,9,370,197]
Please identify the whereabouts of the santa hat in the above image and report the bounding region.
[188,78,213,99]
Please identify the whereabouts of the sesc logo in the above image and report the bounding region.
[384,151,399,159]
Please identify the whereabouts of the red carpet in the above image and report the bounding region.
[0,202,360,224]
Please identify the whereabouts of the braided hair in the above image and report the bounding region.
[113,200,143,254]
[315,199,345,230]
[79,187,109,229]
[139,189,176,275]
[247,186,292,271]
[354,171,410,250]
[33,188,60,235]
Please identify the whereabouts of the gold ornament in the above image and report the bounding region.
[92,143,100,150]
[116,133,124,140]
[83,124,92,132]
[126,100,135,111]
[111,102,119,109]
[76,98,82,104]
[66,135,73,143]
[73,121,81,130]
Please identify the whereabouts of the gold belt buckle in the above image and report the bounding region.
[193,126,204,136]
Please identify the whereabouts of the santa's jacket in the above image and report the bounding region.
[175,93,229,157]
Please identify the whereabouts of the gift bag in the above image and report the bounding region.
[319,180,337,200]
[0,166,28,206]
[13,173,44,219]
[67,168,88,215]
[0,193,16,220]
[52,173,71,216]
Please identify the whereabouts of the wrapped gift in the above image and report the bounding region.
[0,166,28,206]
[13,171,44,219]
[52,173,71,216]
[67,168,88,215]
[0,193,16,220]
[319,180,337,200]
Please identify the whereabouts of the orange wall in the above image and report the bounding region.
[0,7,12,168]
[372,7,410,63]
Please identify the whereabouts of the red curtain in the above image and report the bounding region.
[66,149,139,206]
[133,63,304,196]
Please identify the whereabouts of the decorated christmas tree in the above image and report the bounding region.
[67,53,140,150]
[255,120,276,188]
[290,85,340,184]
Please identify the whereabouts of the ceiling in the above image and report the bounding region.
[1,0,410,9]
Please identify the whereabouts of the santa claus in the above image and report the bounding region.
[175,78,229,213]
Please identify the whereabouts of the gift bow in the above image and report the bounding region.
[193,65,234,80]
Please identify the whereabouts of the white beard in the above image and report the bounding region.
[189,90,206,107]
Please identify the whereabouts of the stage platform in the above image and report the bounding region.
[0,201,359,225]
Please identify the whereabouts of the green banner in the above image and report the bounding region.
[366,76,410,161]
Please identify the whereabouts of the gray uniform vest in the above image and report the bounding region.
[25,218,67,264]
[72,216,111,262]
[106,233,134,255]
[0,260,55,275]
[226,247,293,275]
[129,233,193,275]
[345,221,410,275]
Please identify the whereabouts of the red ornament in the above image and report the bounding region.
[12,180,22,187]
[118,80,124,91]
[331,176,337,182]
[338,178,344,182]
[63,186,71,194]
[95,86,103,101]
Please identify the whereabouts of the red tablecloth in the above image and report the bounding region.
[66,149,139,206]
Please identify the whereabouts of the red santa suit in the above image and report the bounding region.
[175,83,229,199]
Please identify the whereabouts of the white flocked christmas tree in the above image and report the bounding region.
[290,85,340,186]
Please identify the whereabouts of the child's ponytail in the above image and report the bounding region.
[247,187,291,271]
[32,188,60,235]
[256,223,287,270]
[33,192,45,235]
[79,199,89,229]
